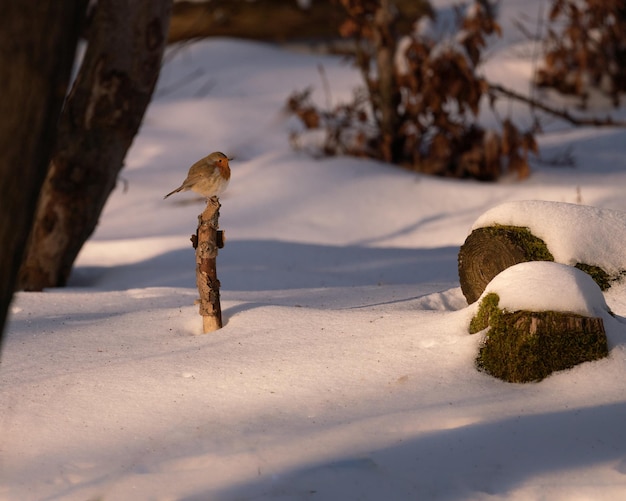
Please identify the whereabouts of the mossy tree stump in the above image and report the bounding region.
[470,293,608,383]
[458,225,617,304]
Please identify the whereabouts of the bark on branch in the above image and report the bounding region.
[192,198,224,333]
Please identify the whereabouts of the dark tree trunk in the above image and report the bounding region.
[17,0,172,291]
[0,1,87,341]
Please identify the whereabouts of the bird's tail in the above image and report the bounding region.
[163,186,183,199]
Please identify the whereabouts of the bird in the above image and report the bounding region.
[164,151,231,200]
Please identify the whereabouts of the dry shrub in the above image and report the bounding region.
[287,0,537,181]
[536,0,626,107]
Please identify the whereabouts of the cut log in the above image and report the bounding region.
[458,225,554,304]
[458,224,622,304]
[460,202,626,304]
[471,293,608,383]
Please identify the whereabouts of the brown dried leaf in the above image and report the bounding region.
[501,119,520,155]
[483,129,501,169]
[492,21,502,37]
[506,152,529,179]
[522,131,539,155]
[339,19,359,38]
[429,133,451,160]
[299,108,320,129]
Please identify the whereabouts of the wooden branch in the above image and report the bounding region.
[193,197,223,332]
[168,0,429,45]
[168,0,341,44]
[488,83,626,127]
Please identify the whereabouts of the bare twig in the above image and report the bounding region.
[529,0,545,114]
[317,64,332,111]
[512,19,539,41]
[489,83,626,127]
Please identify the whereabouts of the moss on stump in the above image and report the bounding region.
[458,225,619,304]
[471,293,608,383]
[574,263,612,291]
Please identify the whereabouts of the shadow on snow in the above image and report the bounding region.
[70,239,460,292]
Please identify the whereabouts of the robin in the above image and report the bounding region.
[164,151,231,200]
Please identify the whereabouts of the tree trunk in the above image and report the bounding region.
[192,199,224,333]
[0,1,87,340]
[17,0,171,291]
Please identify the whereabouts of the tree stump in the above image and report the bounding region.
[192,197,224,333]
[458,226,554,304]
[471,293,608,383]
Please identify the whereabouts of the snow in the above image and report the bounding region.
[477,262,622,343]
[3,1,626,500]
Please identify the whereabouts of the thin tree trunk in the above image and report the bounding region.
[373,0,400,162]
[17,0,171,291]
[0,1,87,341]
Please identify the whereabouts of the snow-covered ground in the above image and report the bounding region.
[3,2,626,500]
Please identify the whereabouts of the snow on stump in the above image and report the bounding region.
[459,201,626,304]
[469,262,610,383]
